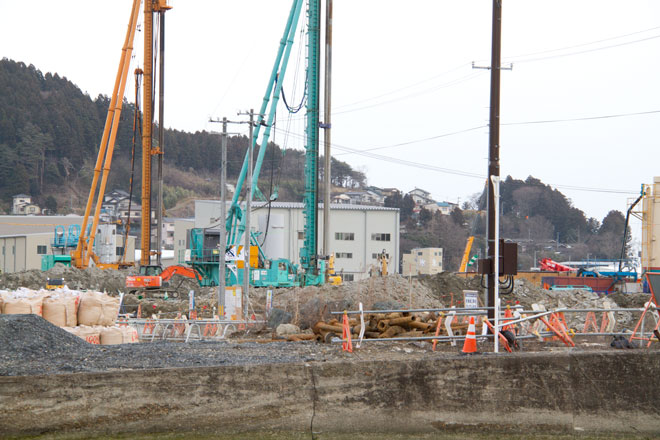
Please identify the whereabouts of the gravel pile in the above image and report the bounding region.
[0,314,343,376]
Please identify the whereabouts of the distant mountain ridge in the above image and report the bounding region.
[0,58,365,213]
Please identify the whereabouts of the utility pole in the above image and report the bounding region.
[219,117,228,316]
[211,111,260,319]
[243,109,255,320]
[322,0,333,269]
[486,0,502,321]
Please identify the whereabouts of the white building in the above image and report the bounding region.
[12,194,41,215]
[423,201,458,215]
[402,247,443,276]
[192,200,399,281]
[407,188,435,206]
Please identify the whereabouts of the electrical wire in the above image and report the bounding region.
[333,62,472,111]
[502,25,660,62]
[501,110,660,126]
[512,34,660,64]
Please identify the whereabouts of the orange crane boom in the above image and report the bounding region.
[72,0,141,269]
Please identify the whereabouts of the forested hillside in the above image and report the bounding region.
[397,176,630,270]
[0,59,365,213]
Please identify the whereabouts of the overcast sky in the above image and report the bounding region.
[1,1,659,239]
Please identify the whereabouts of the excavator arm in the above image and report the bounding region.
[160,265,203,284]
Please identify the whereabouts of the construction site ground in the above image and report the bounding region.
[9,431,656,439]
[2,267,659,437]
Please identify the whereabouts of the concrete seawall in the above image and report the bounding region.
[2,350,659,436]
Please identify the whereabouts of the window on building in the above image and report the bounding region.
[343,274,355,281]
[37,245,47,255]
[372,253,379,259]
[297,231,304,240]
[371,233,391,242]
[418,251,423,256]
[335,232,355,241]
[336,252,353,259]
[116,247,124,256]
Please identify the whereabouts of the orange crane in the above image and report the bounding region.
[71,0,170,270]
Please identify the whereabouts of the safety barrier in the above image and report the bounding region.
[123,317,266,342]
[331,304,659,352]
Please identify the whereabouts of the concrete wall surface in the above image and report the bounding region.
[1,350,659,436]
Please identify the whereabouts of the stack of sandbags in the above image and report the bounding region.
[1,288,45,316]
[78,292,120,326]
[63,324,139,345]
[64,325,102,345]
[42,291,80,327]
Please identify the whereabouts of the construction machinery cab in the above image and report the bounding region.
[139,265,163,277]
[46,278,65,290]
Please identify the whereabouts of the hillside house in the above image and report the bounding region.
[407,188,435,206]
[12,194,41,215]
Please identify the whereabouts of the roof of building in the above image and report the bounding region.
[197,200,399,212]
[408,188,431,196]
[12,194,31,198]
[0,215,86,236]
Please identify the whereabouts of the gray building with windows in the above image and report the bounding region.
[192,200,399,281]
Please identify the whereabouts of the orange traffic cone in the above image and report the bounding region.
[342,311,353,353]
[461,316,477,354]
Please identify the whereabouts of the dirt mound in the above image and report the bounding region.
[248,275,436,329]
[0,264,136,293]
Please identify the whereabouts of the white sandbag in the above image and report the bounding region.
[42,295,78,327]
[121,326,139,343]
[100,295,120,326]
[3,294,43,316]
[61,326,80,336]
[77,325,101,345]
[100,326,124,345]
[78,292,119,326]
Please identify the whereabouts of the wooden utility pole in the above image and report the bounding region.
[244,109,254,320]
[219,117,228,315]
[322,0,333,267]
[486,0,502,320]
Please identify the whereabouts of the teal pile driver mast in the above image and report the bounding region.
[199,0,325,287]
[300,0,323,285]
[187,0,328,288]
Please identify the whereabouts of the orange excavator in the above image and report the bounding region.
[126,265,203,298]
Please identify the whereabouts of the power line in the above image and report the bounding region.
[333,62,471,110]
[332,71,487,116]
[503,25,660,61]
[512,34,660,64]
[502,109,660,126]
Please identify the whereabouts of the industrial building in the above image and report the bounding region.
[402,247,444,276]
[0,215,134,273]
[189,200,399,281]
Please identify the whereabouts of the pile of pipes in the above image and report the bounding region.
[312,312,471,342]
